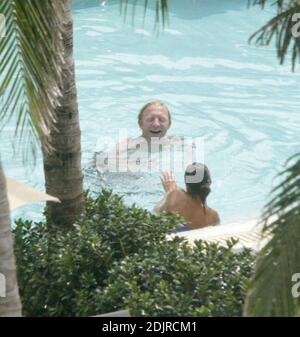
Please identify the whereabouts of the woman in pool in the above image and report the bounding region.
[154,163,220,230]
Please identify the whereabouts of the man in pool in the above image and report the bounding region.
[96,100,181,174]
[136,100,172,141]
[122,100,174,150]
[121,100,184,172]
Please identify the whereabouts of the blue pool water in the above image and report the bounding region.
[2,0,300,224]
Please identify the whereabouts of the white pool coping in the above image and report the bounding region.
[168,218,272,252]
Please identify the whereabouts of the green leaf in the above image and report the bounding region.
[0,0,64,161]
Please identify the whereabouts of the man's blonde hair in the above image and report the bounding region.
[138,100,171,127]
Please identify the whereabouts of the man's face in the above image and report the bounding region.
[140,104,170,140]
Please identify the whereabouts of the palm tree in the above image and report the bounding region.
[1,0,169,230]
[0,0,65,316]
[41,0,85,227]
[244,155,300,316]
[0,0,64,154]
[247,0,300,71]
[1,0,85,227]
[41,0,168,226]
[0,0,168,316]
[120,0,169,27]
[43,0,168,225]
[244,0,300,316]
[0,161,22,316]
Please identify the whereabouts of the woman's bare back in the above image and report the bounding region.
[162,189,220,229]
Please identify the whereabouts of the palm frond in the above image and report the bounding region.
[249,0,289,9]
[244,154,300,316]
[249,0,300,71]
[119,0,169,29]
[0,0,64,160]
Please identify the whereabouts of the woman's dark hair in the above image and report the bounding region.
[184,163,211,208]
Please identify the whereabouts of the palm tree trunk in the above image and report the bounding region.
[43,0,85,227]
[0,161,22,317]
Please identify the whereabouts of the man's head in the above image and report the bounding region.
[138,100,171,141]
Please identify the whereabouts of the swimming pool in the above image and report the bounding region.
[3,0,300,224]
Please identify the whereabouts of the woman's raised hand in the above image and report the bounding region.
[160,172,178,193]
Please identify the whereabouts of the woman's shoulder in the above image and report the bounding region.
[205,207,221,226]
[168,188,185,197]
[165,188,185,203]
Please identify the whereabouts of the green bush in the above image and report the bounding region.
[13,190,181,316]
[95,238,255,316]
[13,190,255,317]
